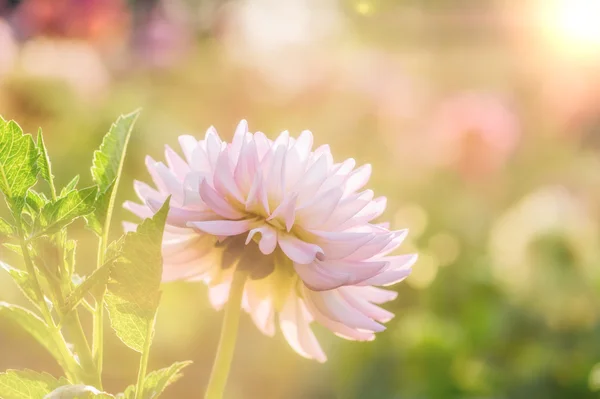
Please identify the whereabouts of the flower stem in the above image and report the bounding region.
[134,312,156,399]
[92,237,107,373]
[204,269,248,399]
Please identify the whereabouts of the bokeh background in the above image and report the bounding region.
[2,0,600,398]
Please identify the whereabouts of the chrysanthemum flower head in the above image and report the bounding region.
[125,121,416,362]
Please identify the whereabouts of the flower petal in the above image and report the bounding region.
[278,233,323,264]
[188,219,255,236]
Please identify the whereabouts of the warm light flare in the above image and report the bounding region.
[540,0,600,57]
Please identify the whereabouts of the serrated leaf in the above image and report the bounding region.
[105,197,169,353]
[84,187,110,236]
[32,187,97,237]
[44,384,114,399]
[0,117,40,217]
[0,303,61,364]
[60,175,80,197]
[91,111,140,192]
[88,111,139,236]
[62,259,114,315]
[36,129,54,189]
[25,191,49,215]
[1,262,40,308]
[0,369,69,399]
[0,216,13,242]
[135,361,192,399]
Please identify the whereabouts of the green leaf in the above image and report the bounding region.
[0,217,14,242]
[105,197,169,352]
[84,186,111,236]
[36,129,54,191]
[25,191,49,215]
[136,361,192,399]
[0,370,69,399]
[44,385,114,398]
[32,186,97,237]
[60,175,80,197]
[0,303,61,364]
[62,259,114,315]
[0,117,40,217]
[88,111,140,236]
[1,262,40,308]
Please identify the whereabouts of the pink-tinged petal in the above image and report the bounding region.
[213,149,246,204]
[153,162,185,203]
[266,145,287,206]
[384,254,418,270]
[294,130,313,159]
[324,190,373,229]
[377,231,410,257]
[294,261,350,291]
[278,233,324,264]
[315,233,376,260]
[296,188,343,229]
[188,219,255,236]
[230,120,248,163]
[145,156,168,193]
[245,171,270,216]
[189,144,212,174]
[280,293,327,362]
[302,288,376,341]
[147,198,215,228]
[295,155,329,205]
[296,259,388,290]
[178,135,198,163]
[347,230,407,261]
[133,180,164,202]
[123,201,152,219]
[246,225,278,255]
[199,179,246,219]
[273,130,290,150]
[337,197,387,230]
[339,287,395,323]
[305,289,385,332]
[284,147,306,191]
[268,193,298,232]
[122,221,137,233]
[234,138,258,193]
[182,172,204,208]
[246,291,275,337]
[165,145,190,180]
[205,126,222,169]
[343,164,372,196]
[208,281,232,311]
[358,269,411,286]
[253,131,272,160]
[345,286,398,304]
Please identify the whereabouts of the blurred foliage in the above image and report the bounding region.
[2,0,600,398]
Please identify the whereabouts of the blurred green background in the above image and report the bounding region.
[2,0,600,398]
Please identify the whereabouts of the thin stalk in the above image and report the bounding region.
[62,311,102,388]
[134,313,156,399]
[204,269,248,399]
[92,237,107,372]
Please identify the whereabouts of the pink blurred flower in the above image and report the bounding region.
[0,19,17,78]
[429,92,520,178]
[125,121,415,362]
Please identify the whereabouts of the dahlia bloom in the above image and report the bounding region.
[124,121,416,362]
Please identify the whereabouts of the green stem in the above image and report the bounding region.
[134,313,156,399]
[92,238,107,373]
[18,237,81,382]
[62,311,101,388]
[204,269,248,399]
